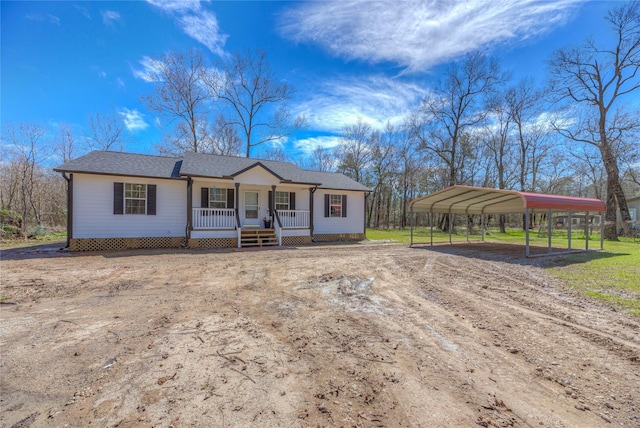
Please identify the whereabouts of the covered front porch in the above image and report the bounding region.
[188,174,314,247]
[191,207,310,231]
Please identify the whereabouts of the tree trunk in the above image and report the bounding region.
[599,128,630,239]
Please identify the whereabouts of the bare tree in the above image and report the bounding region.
[413,52,503,187]
[368,124,397,228]
[204,49,304,158]
[87,112,128,151]
[334,118,373,183]
[1,124,48,231]
[504,78,549,193]
[208,115,243,156]
[53,124,80,163]
[548,1,640,239]
[142,49,211,153]
[482,94,520,232]
[304,146,337,172]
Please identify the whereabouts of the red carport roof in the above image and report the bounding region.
[409,185,606,215]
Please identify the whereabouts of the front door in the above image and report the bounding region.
[244,191,260,226]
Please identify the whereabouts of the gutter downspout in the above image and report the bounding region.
[61,173,72,248]
[364,191,371,239]
[309,186,317,242]
[185,177,192,247]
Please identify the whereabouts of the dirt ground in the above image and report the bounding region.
[1,242,638,428]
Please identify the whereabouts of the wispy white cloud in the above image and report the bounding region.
[119,108,149,132]
[101,10,121,26]
[131,56,165,82]
[146,0,228,56]
[116,78,125,88]
[178,11,228,57]
[75,5,91,20]
[279,0,583,73]
[26,13,60,25]
[293,75,427,133]
[293,136,342,156]
[146,0,201,14]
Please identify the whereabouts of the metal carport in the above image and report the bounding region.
[408,185,607,257]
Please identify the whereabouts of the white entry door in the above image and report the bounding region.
[244,191,260,226]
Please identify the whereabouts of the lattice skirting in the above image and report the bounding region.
[282,236,312,246]
[188,238,238,248]
[69,237,185,252]
[313,233,366,242]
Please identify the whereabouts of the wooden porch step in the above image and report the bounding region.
[240,229,278,247]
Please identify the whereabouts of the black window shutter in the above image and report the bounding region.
[147,184,157,215]
[227,188,234,209]
[201,188,209,208]
[290,192,296,210]
[324,194,330,217]
[268,191,273,213]
[114,182,124,215]
[342,195,348,217]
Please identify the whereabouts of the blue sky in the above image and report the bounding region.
[1,0,620,160]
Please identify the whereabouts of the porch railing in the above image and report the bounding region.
[276,210,310,229]
[192,208,236,229]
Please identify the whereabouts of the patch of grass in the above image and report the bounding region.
[0,231,67,249]
[585,291,640,317]
[545,239,640,316]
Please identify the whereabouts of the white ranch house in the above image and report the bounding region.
[55,151,370,251]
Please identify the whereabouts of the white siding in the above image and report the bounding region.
[313,190,365,234]
[73,173,186,238]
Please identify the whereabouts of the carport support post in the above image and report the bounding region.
[481,214,485,242]
[525,208,530,257]
[465,211,469,243]
[548,209,552,254]
[430,211,434,246]
[585,211,589,251]
[409,207,413,247]
[449,211,453,244]
[568,210,572,252]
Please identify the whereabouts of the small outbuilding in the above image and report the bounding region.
[408,185,607,257]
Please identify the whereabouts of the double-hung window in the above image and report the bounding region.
[209,188,227,209]
[125,183,147,214]
[114,182,156,215]
[329,194,342,217]
[324,194,347,218]
[275,191,290,211]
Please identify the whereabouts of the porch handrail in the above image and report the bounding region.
[276,209,310,229]
[192,208,236,229]
[273,210,283,246]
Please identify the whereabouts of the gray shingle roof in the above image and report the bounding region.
[54,151,183,179]
[55,151,371,192]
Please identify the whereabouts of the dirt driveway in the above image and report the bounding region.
[1,243,638,427]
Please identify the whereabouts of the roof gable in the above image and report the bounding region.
[230,162,286,181]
